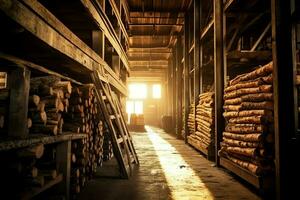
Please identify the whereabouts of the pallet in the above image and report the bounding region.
[220,157,274,190]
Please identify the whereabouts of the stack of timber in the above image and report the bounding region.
[188,92,215,157]
[103,122,114,161]
[181,108,185,138]
[0,143,60,198]
[67,85,105,197]
[219,62,275,177]
[0,88,9,135]
[296,73,300,126]
[0,72,7,89]
[29,76,71,136]
[187,103,195,135]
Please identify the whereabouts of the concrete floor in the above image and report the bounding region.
[78,126,260,200]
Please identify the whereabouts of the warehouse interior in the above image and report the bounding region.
[0,0,299,199]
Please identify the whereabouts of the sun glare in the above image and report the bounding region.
[146,126,213,200]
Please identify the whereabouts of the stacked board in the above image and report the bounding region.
[187,103,195,135]
[188,92,215,158]
[219,62,274,176]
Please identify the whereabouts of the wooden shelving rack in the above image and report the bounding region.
[0,0,132,199]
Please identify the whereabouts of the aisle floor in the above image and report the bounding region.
[78,126,260,200]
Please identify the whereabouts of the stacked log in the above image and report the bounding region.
[297,74,300,126]
[219,62,275,175]
[67,85,104,197]
[0,144,59,198]
[29,76,71,136]
[181,108,185,138]
[187,103,195,135]
[188,92,215,152]
[0,73,7,132]
[0,89,9,135]
[103,123,114,161]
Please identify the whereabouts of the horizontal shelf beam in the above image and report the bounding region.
[0,133,87,152]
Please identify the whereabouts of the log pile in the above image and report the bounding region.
[29,76,71,136]
[0,73,7,131]
[188,92,215,152]
[0,89,9,135]
[187,103,195,135]
[0,144,58,198]
[219,62,275,175]
[103,123,114,161]
[67,85,105,197]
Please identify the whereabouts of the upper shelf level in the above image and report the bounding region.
[0,0,128,95]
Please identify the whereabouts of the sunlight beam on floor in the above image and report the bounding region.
[145,126,214,200]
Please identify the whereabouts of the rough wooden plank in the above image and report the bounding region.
[220,157,260,186]
[0,133,86,151]
[8,67,30,139]
[0,53,83,85]
[56,141,71,200]
[184,13,190,143]
[214,0,225,165]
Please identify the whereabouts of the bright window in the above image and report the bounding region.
[126,100,143,114]
[134,101,143,114]
[152,84,161,99]
[126,101,134,114]
[129,83,147,99]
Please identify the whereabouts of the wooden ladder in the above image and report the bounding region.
[91,70,139,178]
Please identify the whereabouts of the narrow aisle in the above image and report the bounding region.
[78,126,260,200]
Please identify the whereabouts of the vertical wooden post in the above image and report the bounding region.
[56,140,71,200]
[173,50,177,132]
[194,0,201,132]
[8,66,30,139]
[184,13,190,143]
[214,0,225,165]
[271,0,297,198]
[176,36,183,137]
[92,30,103,56]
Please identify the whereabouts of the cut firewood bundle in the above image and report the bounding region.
[29,76,71,136]
[219,62,275,176]
[188,92,215,153]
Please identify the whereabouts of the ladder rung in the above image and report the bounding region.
[109,114,120,119]
[117,136,128,144]
[117,137,123,144]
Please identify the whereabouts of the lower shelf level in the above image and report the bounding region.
[20,174,63,200]
[220,157,274,191]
